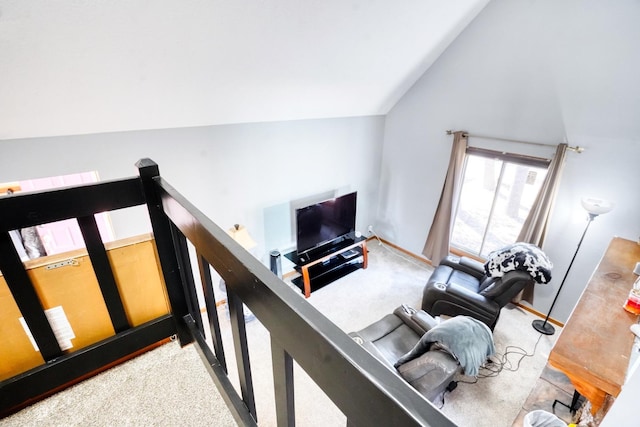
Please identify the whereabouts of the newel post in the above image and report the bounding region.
[136,158,192,345]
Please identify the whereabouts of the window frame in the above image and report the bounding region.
[451,147,550,259]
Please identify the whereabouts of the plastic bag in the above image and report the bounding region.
[523,410,568,427]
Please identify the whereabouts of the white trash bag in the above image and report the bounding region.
[523,410,568,427]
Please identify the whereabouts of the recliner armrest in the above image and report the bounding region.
[351,313,405,343]
[482,270,533,306]
[412,310,439,332]
[439,255,485,279]
[430,282,499,317]
[393,305,439,335]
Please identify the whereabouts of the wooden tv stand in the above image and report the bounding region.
[289,237,368,298]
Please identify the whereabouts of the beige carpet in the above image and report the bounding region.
[0,339,236,427]
[1,242,558,427]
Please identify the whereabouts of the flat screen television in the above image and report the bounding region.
[295,191,357,258]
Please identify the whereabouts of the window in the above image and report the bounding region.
[451,148,549,258]
[1,171,115,260]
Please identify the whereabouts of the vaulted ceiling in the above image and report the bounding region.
[0,0,489,140]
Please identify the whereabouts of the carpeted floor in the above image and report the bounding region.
[1,242,558,426]
[1,338,236,427]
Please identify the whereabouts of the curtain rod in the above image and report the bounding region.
[445,130,584,153]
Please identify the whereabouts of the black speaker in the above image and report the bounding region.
[270,250,282,278]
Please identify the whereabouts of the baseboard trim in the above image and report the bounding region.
[367,236,434,267]
[513,303,564,327]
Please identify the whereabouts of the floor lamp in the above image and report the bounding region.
[532,197,614,335]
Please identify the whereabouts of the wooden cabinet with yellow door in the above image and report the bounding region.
[0,233,170,381]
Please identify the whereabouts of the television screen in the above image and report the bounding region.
[295,191,357,256]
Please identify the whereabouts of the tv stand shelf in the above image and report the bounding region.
[289,237,368,298]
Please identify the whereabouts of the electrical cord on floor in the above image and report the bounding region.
[442,330,546,410]
[436,380,460,409]
[487,332,544,375]
[455,332,544,386]
[440,334,544,408]
[425,329,545,409]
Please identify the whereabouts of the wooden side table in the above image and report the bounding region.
[548,237,640,415]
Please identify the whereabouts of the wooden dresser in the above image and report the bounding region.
[548,237,640,414]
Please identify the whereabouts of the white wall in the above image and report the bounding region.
[379,0,640,322]
[0,116,384,264]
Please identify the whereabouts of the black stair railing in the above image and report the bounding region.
[138,159,456,427]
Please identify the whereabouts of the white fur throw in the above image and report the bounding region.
[484,242,552,284]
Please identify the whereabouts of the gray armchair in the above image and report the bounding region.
[349,305,495,404]
[421,255,534,330]
[349,305,461,403]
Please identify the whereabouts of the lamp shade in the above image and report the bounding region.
[581,197,614,216]
[227,224,257,250]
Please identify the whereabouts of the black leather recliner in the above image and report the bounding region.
[421,255,534,330]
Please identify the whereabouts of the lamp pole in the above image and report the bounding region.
[532,213,596,335]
